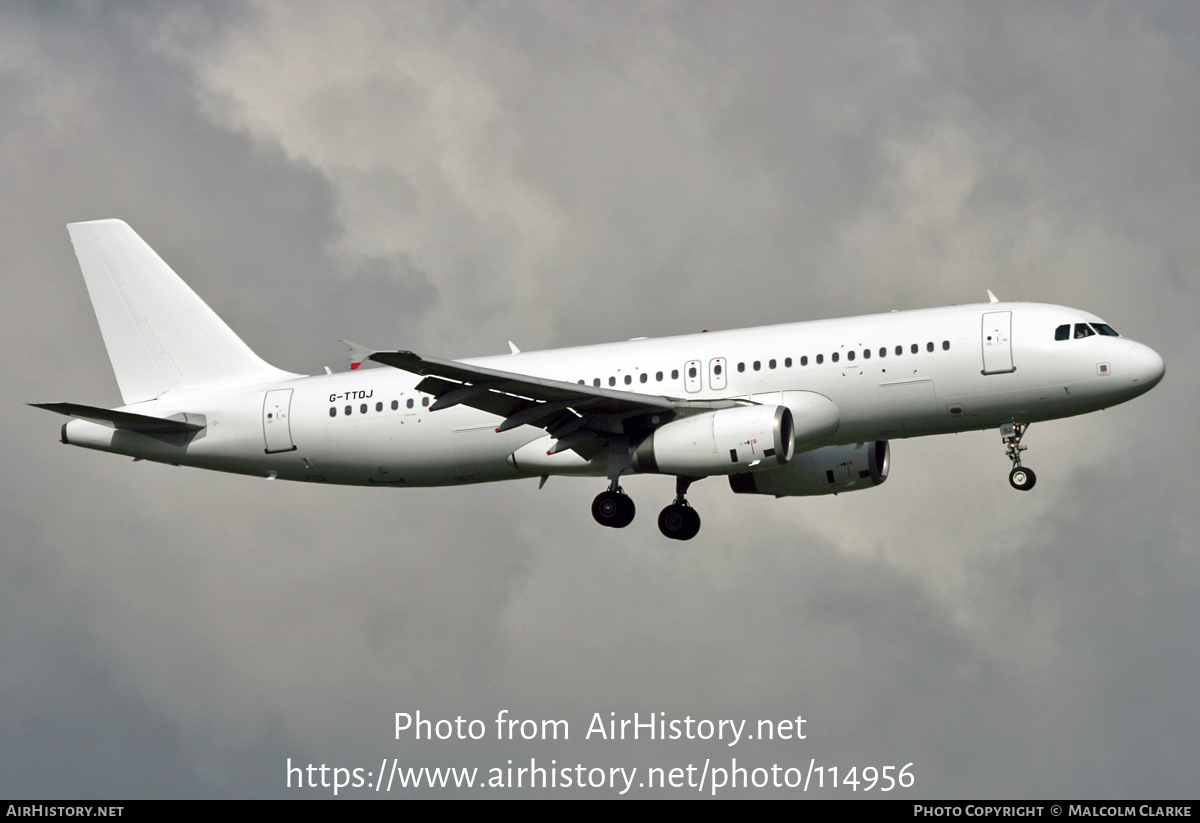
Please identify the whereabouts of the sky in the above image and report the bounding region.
[1,0,1197,798]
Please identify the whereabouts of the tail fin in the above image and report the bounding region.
[67,219,296,404]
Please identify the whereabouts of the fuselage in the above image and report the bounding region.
[61,301,1165,487]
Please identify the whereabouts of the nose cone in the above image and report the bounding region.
[1127,343,1165,392]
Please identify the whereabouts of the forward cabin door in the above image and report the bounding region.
[262,389,297,453]
[981,311,1015,374]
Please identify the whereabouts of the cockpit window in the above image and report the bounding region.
[1074,323,1095,339]
[1092,323,1120,337]
[1055,324,1070,341]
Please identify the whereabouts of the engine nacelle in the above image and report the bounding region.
[729,440,889,496]
[633,404,794,476]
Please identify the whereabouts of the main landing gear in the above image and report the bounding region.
[590,476,704,539]
[1001,422,1036,491]
[592,479,636,529]
[658,476,701,541]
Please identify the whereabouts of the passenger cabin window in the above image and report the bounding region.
[816,354,823,364]
[422,397,429,407]
[1092,323,1120,337]
[656,371,663,381]
[831,352,839,363]
[911,344,918,354]
[1055,324,1070,341]
[671,369,679,379]
[785,357,792,367]
[391,400,399,410]
[753,361,761,371]
[847,350,855,361]
[942,341,950,350]
[407,399,414,408]
[593,378,601,387]
[376,402,383,412]
[800,356,807,366]
[769,359,776,369]
[329,407,336,417]
[608,377,616,386]
[713,364,722,375]
[1074,323,1095,339]
[862,349,870,359]
[640,373,648,383]
[927,342,934,352]
[624,374,632,384]
[737,362,745,372]
[895,345,902,356]
[879,347,887,357]
[345,405,352,415]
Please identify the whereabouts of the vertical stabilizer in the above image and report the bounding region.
[67,219,297,404]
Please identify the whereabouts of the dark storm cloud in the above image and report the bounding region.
[1,0,1196,798]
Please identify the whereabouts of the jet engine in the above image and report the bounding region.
[633,404,794,476]
[729,440,889,496]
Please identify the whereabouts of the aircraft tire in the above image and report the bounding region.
[593,490,635,528]
[1009,467,1037,491]
[658,504,701,540]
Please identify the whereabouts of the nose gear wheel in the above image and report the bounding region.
[1009,466,1036,491]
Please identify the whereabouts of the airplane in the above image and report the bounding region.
[33,219,1165,540]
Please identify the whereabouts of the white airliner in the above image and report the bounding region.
[35,220,1165,540]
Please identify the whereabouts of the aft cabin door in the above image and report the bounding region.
[262,389,297,453]
[981,311,1015,374]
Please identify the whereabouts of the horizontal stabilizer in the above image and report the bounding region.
[30,402,205,435]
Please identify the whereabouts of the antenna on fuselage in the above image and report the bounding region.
[987,290,1000,303]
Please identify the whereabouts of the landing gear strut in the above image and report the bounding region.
[593,440,636,528]
[1001,423,1036,491]
[658,476,702,540]
[592,477,635,528]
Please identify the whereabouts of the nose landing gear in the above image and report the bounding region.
[1001,423,1036,491]
[658,476,702,540]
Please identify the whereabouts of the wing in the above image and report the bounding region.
[359,347,742,460]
